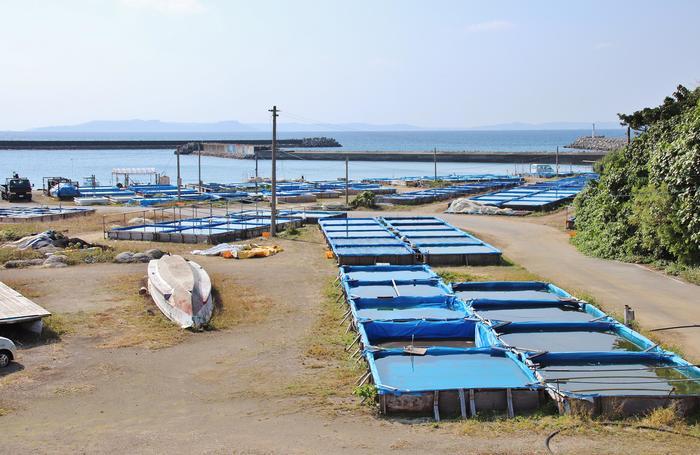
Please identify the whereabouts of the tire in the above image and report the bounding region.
[0,350,11,368]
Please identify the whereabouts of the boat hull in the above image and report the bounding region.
[147,256,213,329]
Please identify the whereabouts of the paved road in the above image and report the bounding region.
[360,208,700,361]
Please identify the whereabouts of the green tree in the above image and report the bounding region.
[618,84,700,131]
[574,85,700,266]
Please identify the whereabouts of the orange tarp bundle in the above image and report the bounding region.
[234,244,283,259]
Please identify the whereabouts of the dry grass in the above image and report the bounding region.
[277,226,324,244]
[61,247,116,265]
[42,314,77,339]
[443,406,700,450]
[0,278,43,299]
[94,277,189,349]
[53,384,96,397]
[207,273,272,330]
[455,410,574,437]
[29,275,191,350]
[436,260,543,284]
[0,212,107,238]
[3,268,274,350]
[285,279,365,410]
[0,247,44,264]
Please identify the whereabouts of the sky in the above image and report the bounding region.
[1,0,699,130]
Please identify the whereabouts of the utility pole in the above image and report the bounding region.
[254,149,259,192]
[433,147,437,182]
[176,145,181,200]
[269,106,279,236]
[555,146,560,176]
[627,125,631,144]
[345,155,349,207]
[198,143,202,192]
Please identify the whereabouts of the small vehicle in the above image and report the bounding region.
[0,337,17,368]
[1,176,32,201]
[530,164,556,178]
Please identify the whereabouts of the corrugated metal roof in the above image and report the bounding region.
[112,168,157,174]
[0,281,51,324]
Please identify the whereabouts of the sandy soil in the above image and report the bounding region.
[1,202,699,453]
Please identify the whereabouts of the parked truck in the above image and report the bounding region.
[1,176,32,201]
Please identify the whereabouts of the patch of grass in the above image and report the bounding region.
[435,262,543,284]
[6,272,272,349]
[87,276,189,350]
[285,278,365,409]
[449,406,700,444]
[663,262,700,286]
[376,203,429,212]
[206,273,271,330]
[0,247,43,264]
[353,383,377,403]
[95,298,190,350]
[639,404,684,429]
[42,314,76,340]
[53,383,96,396]
[435,269,480,283]
[0,212,107,238]
[421,179,451,188]
[277,226,324,244]
[304,280,356,360]
[281,226,300,237]
[678,267,700,286]
[457,407,573,436]
[62,247,116,265]
[0,227,35,241]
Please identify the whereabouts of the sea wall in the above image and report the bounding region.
[568,136,627,151]
[250,150,606,164]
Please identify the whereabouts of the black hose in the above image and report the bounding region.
[545,421,700,454]
[649,324,700,332]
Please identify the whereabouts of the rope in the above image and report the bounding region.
[545,421,700,454]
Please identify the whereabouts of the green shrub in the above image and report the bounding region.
[350,191,377,209]
[573,87,700,266]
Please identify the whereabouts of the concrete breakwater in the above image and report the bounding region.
[567,136,627,151]
[248,149,607,164]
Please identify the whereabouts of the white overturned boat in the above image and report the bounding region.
[147,255,213,329]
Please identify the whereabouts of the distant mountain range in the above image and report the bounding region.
[466,121,623,131]
[26,119,623,133]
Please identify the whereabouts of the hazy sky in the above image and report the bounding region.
[2,0,699,130]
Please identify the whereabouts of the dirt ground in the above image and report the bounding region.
[1,201,699,454]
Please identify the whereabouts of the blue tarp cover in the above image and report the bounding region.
[358,319,478,347]
[367,347,540,393]
[339,265,437,282]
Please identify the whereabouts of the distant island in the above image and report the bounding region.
[25,119,624,133]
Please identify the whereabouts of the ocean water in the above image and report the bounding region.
[0,130,611,185]
[0,129,625,152]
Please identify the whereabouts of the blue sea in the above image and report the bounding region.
[0,129,621,185]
